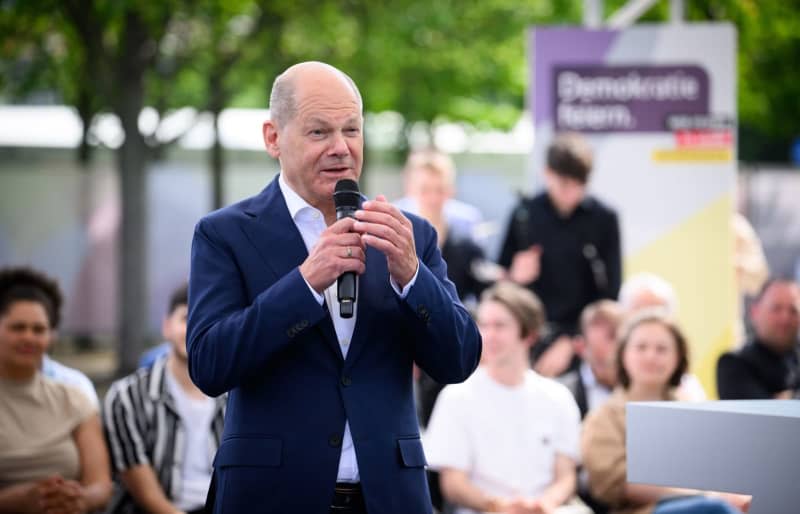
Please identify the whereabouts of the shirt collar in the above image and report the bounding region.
[278,172,322,221]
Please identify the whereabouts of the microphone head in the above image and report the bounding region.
[334,179,361,210]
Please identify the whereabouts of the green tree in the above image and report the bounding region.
[604,0,800,162]
[2,0,204,373]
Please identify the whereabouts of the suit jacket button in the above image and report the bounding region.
[329,434,342,447]
[341,375,352,387]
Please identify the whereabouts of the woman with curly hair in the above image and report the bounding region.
[0,267,111,514]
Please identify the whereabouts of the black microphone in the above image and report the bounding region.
[333,179,362,318]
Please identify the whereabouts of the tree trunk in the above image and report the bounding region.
[114,11,150,376]
[75,89,96,349]
[211,108,224,210]
[208,67,226,210]
[116,100,148,375]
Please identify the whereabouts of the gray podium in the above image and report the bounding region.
[627,400,800,514]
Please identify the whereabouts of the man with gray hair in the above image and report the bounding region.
[618,272,679,315]
[187,61,481,514]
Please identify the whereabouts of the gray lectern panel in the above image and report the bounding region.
[627,400,800,514]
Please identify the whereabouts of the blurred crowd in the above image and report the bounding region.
[1,133,797,514]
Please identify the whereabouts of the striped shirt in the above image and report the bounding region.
[102,355,226,514]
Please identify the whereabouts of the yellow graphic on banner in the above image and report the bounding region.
[624,195,736,398]
[652,148,733,163]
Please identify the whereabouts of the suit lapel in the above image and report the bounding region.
[241,176,342,363]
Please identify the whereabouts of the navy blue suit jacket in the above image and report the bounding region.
[187,175,481,513]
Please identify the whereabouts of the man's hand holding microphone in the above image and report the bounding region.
[299,179,418,317]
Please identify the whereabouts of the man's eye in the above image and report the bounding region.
[345,127,360,134]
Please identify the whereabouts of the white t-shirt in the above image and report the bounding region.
[165,371,216,512]
[424,366,581,514]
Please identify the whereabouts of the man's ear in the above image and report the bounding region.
[263,121,281,158]
[573,334,587,358]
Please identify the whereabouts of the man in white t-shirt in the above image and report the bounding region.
[425,282,588,514]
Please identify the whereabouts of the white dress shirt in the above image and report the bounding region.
[278,174,417,483]
[579,361,611,413]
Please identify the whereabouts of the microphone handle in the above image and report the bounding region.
[336,205,359,318]
[337,272,356,318]
[336,206,358,221]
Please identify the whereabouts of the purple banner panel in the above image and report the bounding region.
[553,65,709,133]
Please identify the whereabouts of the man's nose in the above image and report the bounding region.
[328,131,350,156]
[20,328,38,341]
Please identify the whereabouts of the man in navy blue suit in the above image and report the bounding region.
[186,61,482,514]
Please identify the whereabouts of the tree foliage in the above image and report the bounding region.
[604,0,800,162]
[1,0,798,371]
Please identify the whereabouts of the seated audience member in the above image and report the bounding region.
[395,149,483,243]
[618,273,706,401]
[425,282,589,514]
[582,310,750,514]
[104,283,226,514]
[717,278,799,399]
[0,267,112,513]
[559,300,623,419]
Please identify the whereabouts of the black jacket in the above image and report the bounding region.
[716,339,800,399]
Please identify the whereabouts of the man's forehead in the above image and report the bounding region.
[293,68,359,101]
[762,282,800,302]
[303,112,362,124]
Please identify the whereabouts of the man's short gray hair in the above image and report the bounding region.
[619,272,679,316]
[268,62,363,129]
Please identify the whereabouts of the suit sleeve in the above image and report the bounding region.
[716,353,771,399]
[400,220,482,384]
[187,216,327,397]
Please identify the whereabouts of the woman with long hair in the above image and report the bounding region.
[582,309,750,514]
